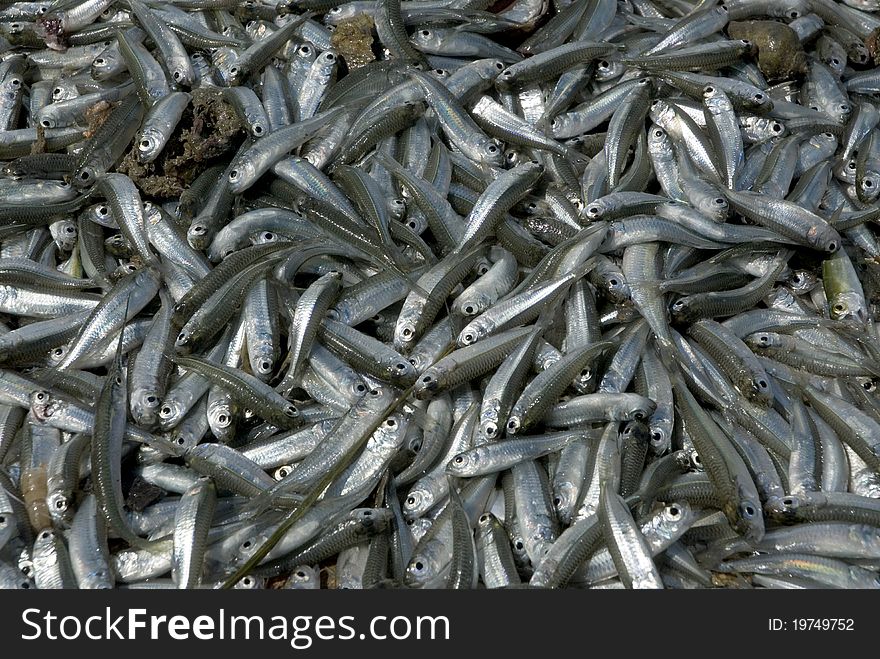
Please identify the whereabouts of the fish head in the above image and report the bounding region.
[829,292,869,324]
[130,387,161,428]
[446,449,478,477]
[734,497,764,543]
[227,158,257,194]
[454,291,492,317]
[405,540,446,588]
[403,484,436,520]
[136,128,164,164]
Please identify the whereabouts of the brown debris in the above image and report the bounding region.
[711,572,752,588]
[117,87,244,199]
[867,27,880,65]
[331,15,376,70]
[30,124,46,155]
[83,100,113,139]
[728,20,807,82]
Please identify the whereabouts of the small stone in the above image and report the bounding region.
[331,15,376,70]
[728,20,807,82]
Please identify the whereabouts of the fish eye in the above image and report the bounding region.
[667,505,681,518]
[453,455,464,464]
[420,30,430,37]
[495,62,503,70]
[771,123,782,132]
[740,502,757,518]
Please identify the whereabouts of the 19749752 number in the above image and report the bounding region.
[768,619,854,631]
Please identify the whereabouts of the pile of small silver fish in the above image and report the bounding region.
[1,0,880,591]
